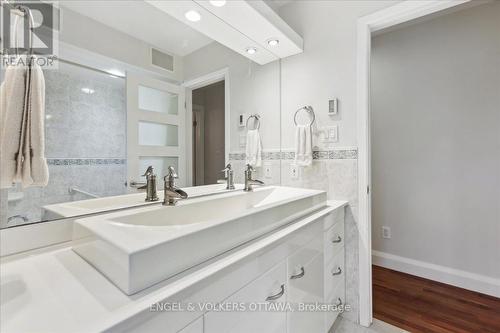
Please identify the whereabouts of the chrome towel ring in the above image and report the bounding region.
[246,114,261,130]
[294,106,315,126]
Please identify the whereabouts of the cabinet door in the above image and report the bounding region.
[178,317,203,333]
[204,261,287,333]
[287,253,325,333]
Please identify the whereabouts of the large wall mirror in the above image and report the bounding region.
[0,1,283,228]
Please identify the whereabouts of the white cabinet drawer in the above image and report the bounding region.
[204,261,287,333]
[324,220,344,265]
[323,207,345,231]
[287,233,323,277]
[325,249,344,303]
[288,253,325,333]
[324,273,345,332]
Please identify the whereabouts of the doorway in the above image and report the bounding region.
[356,0,500,327]
[191,81,225,186]
[357,0,500,331]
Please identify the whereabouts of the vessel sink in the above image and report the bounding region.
[72,186,326,294]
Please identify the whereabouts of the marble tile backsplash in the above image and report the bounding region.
[0,66,127,228]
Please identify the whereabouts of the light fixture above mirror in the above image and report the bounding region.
[185,10,201,22]
[267,38,279,47]
[147,0,303,65]
[246,47,257,54]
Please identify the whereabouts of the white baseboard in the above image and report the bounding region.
[372,250,500,298]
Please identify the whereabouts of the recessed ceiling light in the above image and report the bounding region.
[209,0,226,7]
[185,10,201,22]
[267,39,280,47]
[81,88,95,94]
[246,47,257,55]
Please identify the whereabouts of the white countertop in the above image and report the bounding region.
[0,201,347,333]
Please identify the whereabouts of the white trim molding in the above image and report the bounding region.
[356,0,472,327]
[183,68,230,186]
[373,251,500,298]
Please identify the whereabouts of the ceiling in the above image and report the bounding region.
[59,1,214,56]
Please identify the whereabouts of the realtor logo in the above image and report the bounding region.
[1,1,58,67]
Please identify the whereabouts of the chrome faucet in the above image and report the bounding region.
[244,164,265,191]
[142,166,159,202]
[219,163,235,190]
[163,166,188,206]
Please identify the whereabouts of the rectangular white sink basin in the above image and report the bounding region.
[43,183,238,219]
[72,186,326,294]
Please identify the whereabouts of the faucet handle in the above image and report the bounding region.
[142,166,154,177]
[245,164,254,172]
[166,166,178,179]
[221,163,232,173]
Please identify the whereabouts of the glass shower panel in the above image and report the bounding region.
[0,61,127,228]
[138,85,178,115]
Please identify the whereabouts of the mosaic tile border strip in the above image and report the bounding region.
[47,158,126,166]
[229,149,358,161]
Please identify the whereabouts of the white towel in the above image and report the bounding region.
[245,129,262,167]
[0,56,48,188]
[294,125,312,167]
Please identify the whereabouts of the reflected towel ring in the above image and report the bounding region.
[294,106,315,127]
[246,114,261,130]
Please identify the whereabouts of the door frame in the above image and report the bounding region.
[192,104,205,185]
[126,73,186,188]
[356,0,471,327]
[183,68,230,187]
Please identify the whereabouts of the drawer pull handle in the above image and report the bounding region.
[331,236,342,243]
[332,267,342,276]
[266,284,285,301]
[336,298,343,306]
[290,267,305,279]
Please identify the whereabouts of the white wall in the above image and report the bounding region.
[371,2,500,280]
[278,1,397,150]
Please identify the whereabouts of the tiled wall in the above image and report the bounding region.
[0,64,127,228]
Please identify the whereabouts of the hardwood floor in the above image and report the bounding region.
[372,265,500,333]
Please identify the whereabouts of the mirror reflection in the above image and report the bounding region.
[0,1,281,228]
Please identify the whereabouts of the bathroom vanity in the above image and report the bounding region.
[0,187,346,333]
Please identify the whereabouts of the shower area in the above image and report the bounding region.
[0,62,127,227]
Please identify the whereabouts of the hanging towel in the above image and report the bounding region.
[0,57,48,188]
[245,129,262,167]
[294,125,312,167]
[1,60,26,188]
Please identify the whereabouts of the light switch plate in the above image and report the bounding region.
[322,125,338,143]
[329,98,338,115]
